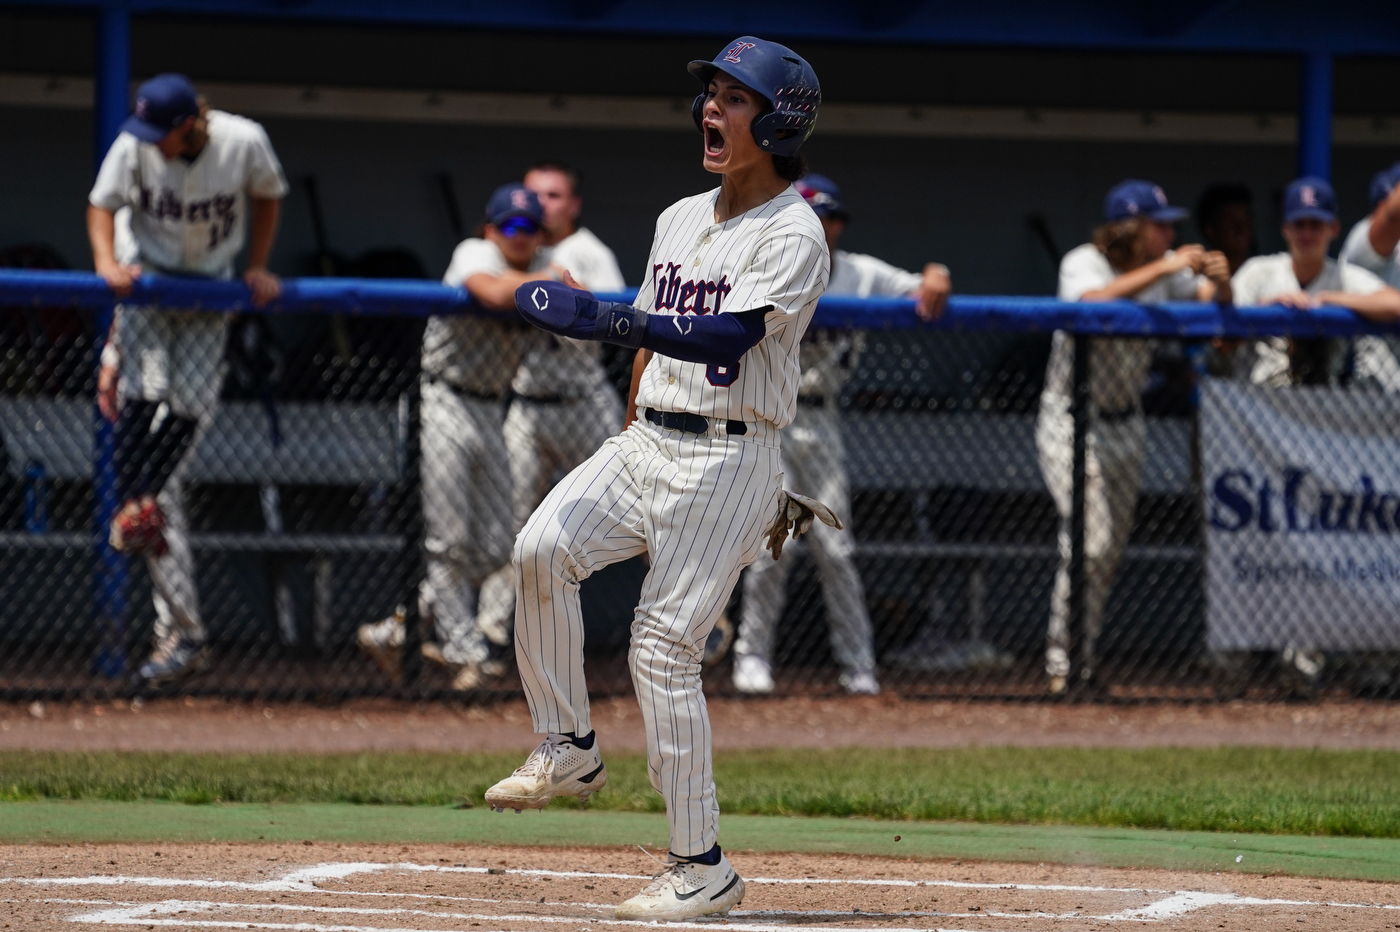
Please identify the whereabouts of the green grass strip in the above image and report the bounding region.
[3,801,1399,882]
[2,746,1400,838]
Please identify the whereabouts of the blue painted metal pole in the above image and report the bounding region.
[1297,52,1333,180]
[92,2,130,678]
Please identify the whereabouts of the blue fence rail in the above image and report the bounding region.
[3,269,1398,338]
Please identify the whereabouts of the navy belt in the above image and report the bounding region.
[1097,405,1141,423]
[426,374,501,403]
[644,407,747,436]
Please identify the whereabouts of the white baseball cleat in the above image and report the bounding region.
[615,851,745,921]
[356,610,404,678]
[839,668,881,695]
[484,734,607,812]
[732,653,774,694]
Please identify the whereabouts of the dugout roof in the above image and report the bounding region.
[9,0,1400,55]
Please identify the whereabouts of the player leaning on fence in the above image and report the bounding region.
[87,73,288,686]
[1039,180,1232,695]
[1339,163,1400,392]
[1229,177,1400,388]
[358,184,552,692]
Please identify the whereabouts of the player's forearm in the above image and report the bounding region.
[1199,278,1232,306]
[463,271,540,311]
[1370,200,1400,258]
[86,205,118,269]
[245,197,281,271]
[1080,258,1176,302]
[515,281,770,365]
[1328,288,1400,324]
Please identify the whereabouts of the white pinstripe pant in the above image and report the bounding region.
[513,419,783,856]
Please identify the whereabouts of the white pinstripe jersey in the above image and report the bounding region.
[632,186,829,429]
[90,111,289,280]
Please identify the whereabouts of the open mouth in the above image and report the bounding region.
[704,123,727,158]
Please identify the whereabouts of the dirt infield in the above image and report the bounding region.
[4,841,1399,931]
[4,695,1400,753]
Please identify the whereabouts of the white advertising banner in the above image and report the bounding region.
[1201,379,1400,650]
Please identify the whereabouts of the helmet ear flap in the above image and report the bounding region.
[691,93,706,134]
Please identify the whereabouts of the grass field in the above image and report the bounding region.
[3,745,1399,838]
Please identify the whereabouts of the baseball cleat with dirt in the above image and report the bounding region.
[484,733,607,812]
[614,850,745,921]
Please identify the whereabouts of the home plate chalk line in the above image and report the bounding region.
[3,860,1396,930]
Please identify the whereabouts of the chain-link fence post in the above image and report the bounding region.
[91,299,128,678]
[1068,332,1092,692]
[397,379,424,694]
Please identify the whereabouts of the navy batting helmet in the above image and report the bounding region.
[688,37,820,158]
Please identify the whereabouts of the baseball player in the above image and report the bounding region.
[1040,180,1231,694]
[88,73,288,684]
[357,184,549,691]
[1232,177,1400,388]
[474,162,627,647]
[1339,162,1400,392]
[1229,177,1400,690]
[733,172,951,696]
[484,37,832,921]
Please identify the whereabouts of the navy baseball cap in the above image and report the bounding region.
[1369,162,1400,208]
[795,173,846,219]
[122,73,199,143]
[1104,180,1188,223]
[1283,176,1337,223]
[484,184,544,226]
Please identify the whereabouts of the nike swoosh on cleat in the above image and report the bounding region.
[577,763,606,784]
[673,885,707,901]
[709,873,739,901]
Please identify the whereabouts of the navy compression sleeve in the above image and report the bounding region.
[633,306,770,366]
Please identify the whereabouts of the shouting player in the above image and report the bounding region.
[474,162,627,648]
[734,172,952,696]
[357,184,548,690]
[485,38,831,921]
[89,73,288,684]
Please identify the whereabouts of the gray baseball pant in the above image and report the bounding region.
[476,380,624,643]
[419,378,515,665]
[1035,392,1146,679]
[116,306,227,648]
[736,403,875,674]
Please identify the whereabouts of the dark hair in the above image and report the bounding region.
[1091,217,1146,271]
[525,160,581,196]
[773,152,808,182]
[1196,183,1252,231]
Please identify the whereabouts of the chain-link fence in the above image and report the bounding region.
[3,272,1399,702]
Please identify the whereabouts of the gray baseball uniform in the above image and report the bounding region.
[1339,218,1400,392]
[513,185,828,856]
[1229,253,1386,387]
[737,248,920,678]
[423,238,544,665]
[476,230,626,644]
[89,109,288,649]
[1038,243,1200,679]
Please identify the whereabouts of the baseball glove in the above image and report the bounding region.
[764,490,844,561]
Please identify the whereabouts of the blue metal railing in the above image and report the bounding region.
[2,269,1397,338]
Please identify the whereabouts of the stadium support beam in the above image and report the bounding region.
[92,2,131,677]
[1297,51,1333,180]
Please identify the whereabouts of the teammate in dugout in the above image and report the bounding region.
[732,172,952,696]
[357,184,552,691]
[1229,177,1400,388]
[88,73,288,685]
[1040,180,1232,694]
[473,162,628,649]
[1338,162,1400,393]
[483,37,841,921]
[1225,177,1400,690]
